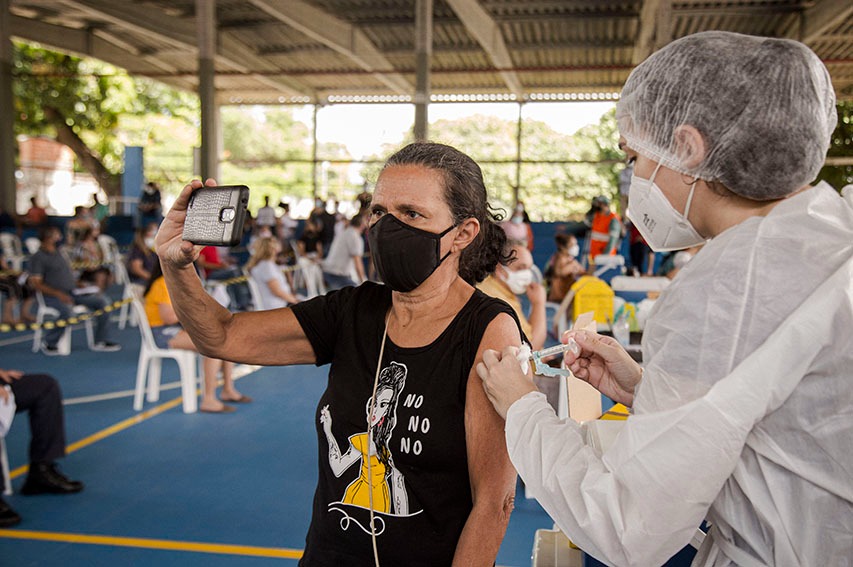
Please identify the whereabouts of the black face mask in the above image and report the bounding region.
[368,214,456,292]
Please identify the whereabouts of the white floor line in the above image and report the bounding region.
[0,333,36,347]
[62,364,261,405]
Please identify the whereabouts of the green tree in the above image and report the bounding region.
[356,109,624,222]
[520,113,620,222]
[119,113,198,192]
[219,106,352,209]
[13,42,198,196]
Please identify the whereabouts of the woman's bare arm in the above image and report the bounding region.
[128,258,150,281]
[452,312,519,566]
[267,278,300,305]
[155,179,315,366]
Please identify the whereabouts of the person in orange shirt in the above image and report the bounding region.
[587,195,621,259]
[22,197,48,228]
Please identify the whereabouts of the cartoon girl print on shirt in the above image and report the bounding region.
[320,361,416,518]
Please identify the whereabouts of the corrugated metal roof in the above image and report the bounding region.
[8,0,853,103]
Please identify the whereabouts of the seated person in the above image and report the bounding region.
[28,226,121,355]
[1,367,83,527]
[245,237,299,309]
[143,263,249,413]
[0,250,34,325]
[69,226,112,291]
[478,242,547,351]
[126,223,159,297]
[657,245,703,279]
[544,233,586,303]
[64,205,98,247]
[196,245,250,311]
[478,242,559,408]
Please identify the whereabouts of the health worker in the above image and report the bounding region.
[477,31,853,567]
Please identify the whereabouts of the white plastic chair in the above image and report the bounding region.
[243,268,266,311]
[291,242,325,298]
[1,437,11,495]
[95,234,137,329]
[592,254,626,283]
[131,300,199,414]
[0,233,26,271]
[96,234,120,266]
[113,259,138,330]
[31,291,94,355]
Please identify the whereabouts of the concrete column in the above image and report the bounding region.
[514,102,523,205]
[0,0,16,213]
[413,0,432,142]
[196,0,219,181]
[655,1,673,50]
[312,104,318,197]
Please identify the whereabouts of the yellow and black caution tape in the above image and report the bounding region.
[208,265,300,288]
[0,296,133,334]
[207,274,249,287]
[70,259,115,270]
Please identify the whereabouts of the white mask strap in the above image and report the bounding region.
[366,313,389,567]
[647,161,664,184]
[683,180,697,221]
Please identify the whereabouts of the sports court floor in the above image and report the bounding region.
[0,306,557,566]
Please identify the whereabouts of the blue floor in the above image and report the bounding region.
[0,310,555,565]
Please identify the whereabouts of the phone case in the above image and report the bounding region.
[182,185,250,247]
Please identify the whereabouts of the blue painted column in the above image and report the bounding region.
[122,146,144,221]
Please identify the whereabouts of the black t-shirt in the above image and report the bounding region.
[291,283,523,566]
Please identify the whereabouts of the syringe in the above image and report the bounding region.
[516,339,580,377]
[535,340,580,360]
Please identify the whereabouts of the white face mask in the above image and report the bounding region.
[568,244,580,257]
[627,162,706,252]
[502,266,533,295]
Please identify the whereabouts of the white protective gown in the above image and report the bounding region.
[506,182,853,566]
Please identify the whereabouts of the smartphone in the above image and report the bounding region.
[182,185,250,247]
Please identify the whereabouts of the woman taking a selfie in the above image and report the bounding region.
[155,142,524,566]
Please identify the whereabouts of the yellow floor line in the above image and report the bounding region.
[2,368,298,560]
[0,530,303,559]
[8,396,184,480]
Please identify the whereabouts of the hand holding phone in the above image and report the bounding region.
[182,185,250,247]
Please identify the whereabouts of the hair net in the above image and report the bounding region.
[617,31,837,200]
